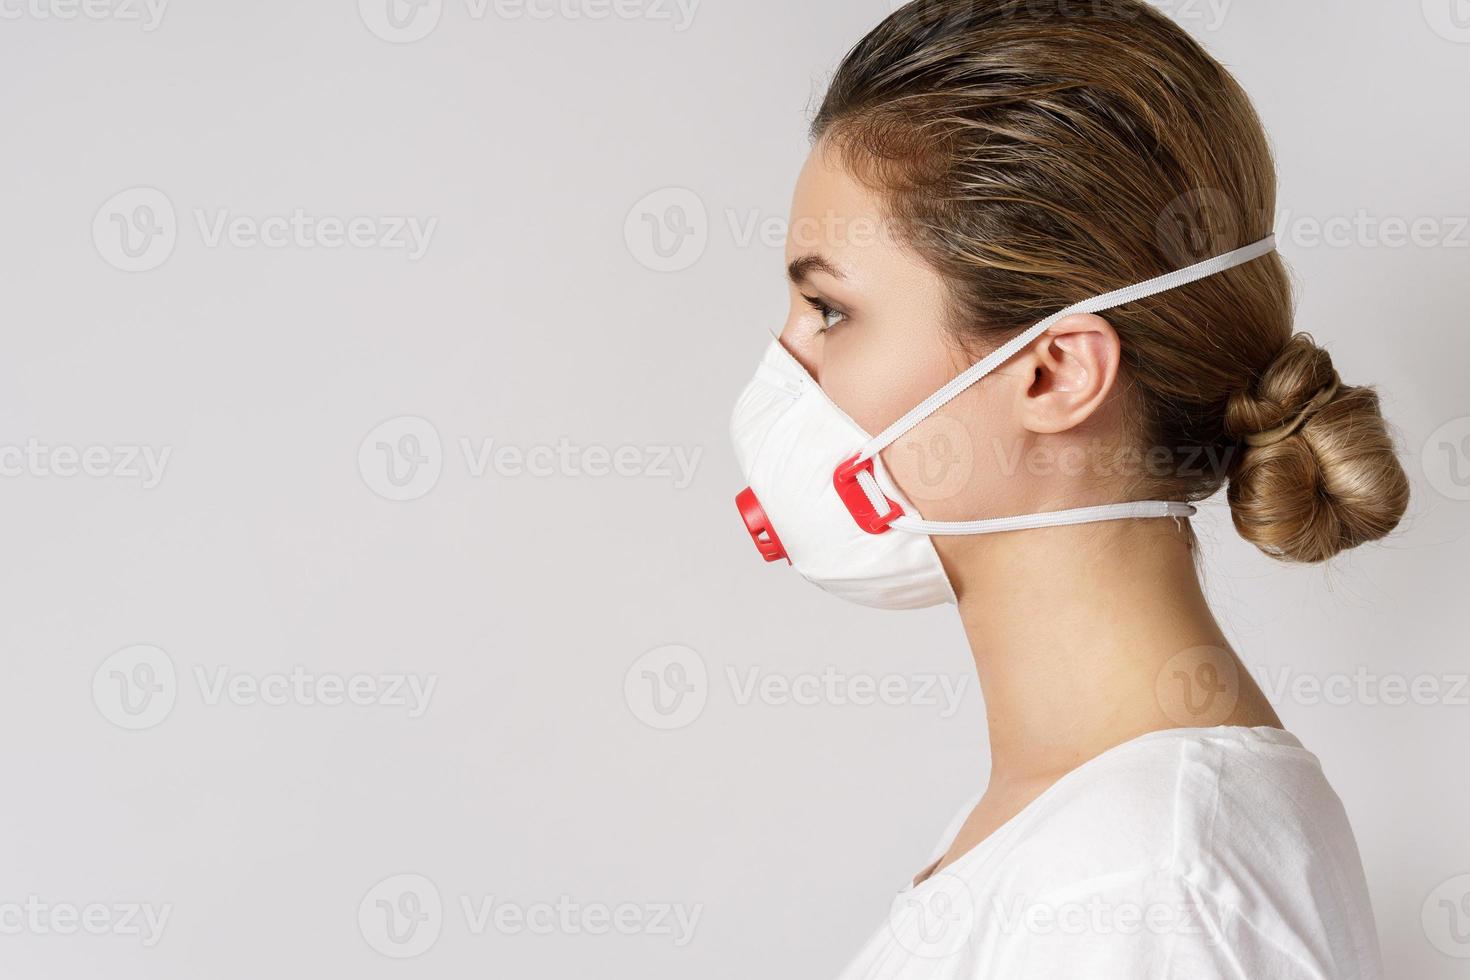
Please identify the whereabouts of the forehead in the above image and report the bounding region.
[786,144,889,264]
[786,143,947,304]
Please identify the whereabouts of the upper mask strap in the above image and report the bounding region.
[854,235,1280,464]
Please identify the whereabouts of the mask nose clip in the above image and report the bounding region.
[735,487,790,563]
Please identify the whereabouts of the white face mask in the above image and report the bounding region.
[730,236,1278,610]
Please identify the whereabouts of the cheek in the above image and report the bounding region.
[819,326,1022,521]
[811,314,1038,522]
[879,371,1035,523]
[819,324,954,438]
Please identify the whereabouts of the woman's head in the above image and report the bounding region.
[780,0,1407,564]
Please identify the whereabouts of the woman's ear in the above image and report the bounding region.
[1018,313,1121,434]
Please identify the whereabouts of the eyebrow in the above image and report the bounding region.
[786,254,844,287]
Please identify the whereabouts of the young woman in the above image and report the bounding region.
[729,2,1408,977]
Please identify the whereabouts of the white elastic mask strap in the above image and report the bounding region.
[895,500,1197,536]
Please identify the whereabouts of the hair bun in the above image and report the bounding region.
[1225,334,1409,563]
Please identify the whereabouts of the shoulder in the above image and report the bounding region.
[966,727,1381,979]
[978,727,1344,883]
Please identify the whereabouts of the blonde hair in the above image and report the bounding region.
[812,0,1408,562]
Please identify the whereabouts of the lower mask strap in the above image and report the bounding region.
[893,500,1197,536]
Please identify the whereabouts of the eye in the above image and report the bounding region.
[802,294,848,332]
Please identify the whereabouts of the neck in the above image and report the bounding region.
[939,517,1280,788]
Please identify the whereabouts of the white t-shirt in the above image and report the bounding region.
[835,726,1382,980]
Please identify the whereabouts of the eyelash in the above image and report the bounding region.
[802,294,847,331]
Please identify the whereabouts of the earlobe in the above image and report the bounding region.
[1020,313,1121,434]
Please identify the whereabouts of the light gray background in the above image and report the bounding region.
[1,0,1467,977]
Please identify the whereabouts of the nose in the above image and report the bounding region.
[778,325,820,379]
